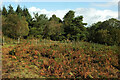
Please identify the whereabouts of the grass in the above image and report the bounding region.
[2,39,120,78]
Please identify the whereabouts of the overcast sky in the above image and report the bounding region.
[1,0,119,26]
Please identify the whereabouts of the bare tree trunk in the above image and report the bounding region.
[2,36,4,46]
[18,36,21,44]
[18,37,19,44]
[36,39,37,45]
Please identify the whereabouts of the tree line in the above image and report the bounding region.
[1,5,120,46]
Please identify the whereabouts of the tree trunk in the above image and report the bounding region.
[18,37,19,44]
[2,36,4,46]
[36,39,38,45]
[18,36,21,44]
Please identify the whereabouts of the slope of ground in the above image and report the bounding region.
[2,40,120,78]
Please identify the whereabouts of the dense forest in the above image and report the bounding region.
[1,5,120,46]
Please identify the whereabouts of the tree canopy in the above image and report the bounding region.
[8,5,15,14]
[2,6,7,16]
[2,14,29,39]
[2,5,120,46]
[88,18,120,46]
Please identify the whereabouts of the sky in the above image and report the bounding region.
[1,0,119,26]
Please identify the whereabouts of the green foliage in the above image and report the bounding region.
[2,5,120,46]
[16,5,23,16]
[63,10,87,41]
[44,14,64,40]
[23,7,32,24]
[63,10,75,25]
[17,16,29,37]
[63,10,75,36]
[72,16,88,41]
[49,14,62,23]
[2,6,7,16]
[2,14,29,39]
[88,18,120,46]
[29,13,48,39]
[8,5,15,14]
[95,29,109,44]
[87,21,102,42]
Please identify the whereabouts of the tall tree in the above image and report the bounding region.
[88,18,120,46]
[2,14,29,43]
[87,21,102,42]
[8,5,14,14]
[63,10,75,39]
[72,16,87,41]
[63,10,75,27]
[63,10,75,24]
[63,10,87,41]
[44,14,63,40]
[29,13,48,39]
[2,6,7,16]
[23,7,32,24]
[16,5,23,16]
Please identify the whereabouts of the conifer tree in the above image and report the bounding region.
[16,5,23,16]
[2,6,7,16]
[8,5,14,14]
[23,7,32,22]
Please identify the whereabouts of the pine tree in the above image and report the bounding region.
[63,10,87,41]
[29,13,48,39]
[49,14,62,23]
[23,7,31,22]
[16,5,23,16]
[23,7,32,28]
[2,6,7,16]
[8,5,14,14]
[63,10,75,39]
